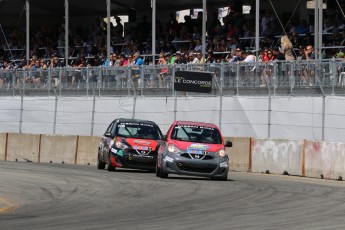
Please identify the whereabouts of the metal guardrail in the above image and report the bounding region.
[1,60,345,96]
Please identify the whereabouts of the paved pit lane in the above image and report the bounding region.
[0,161,345,230]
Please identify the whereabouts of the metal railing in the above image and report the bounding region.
[1,59,345,97]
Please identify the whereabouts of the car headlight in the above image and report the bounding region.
[215,149,227,158]
[115,141,128,150]
[168,143,180,153]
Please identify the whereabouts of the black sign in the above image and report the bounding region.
[174,71,213,93]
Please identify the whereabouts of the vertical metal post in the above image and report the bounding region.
[322,95,325,141]
[53,90,58,134]
[132,96,137,119]
[255,0,260,61]
[19,93,24,133]
[174,91,177,121]
[65,0,69,66]
[318,0,323,59]
[219,63,224,130]
[268,93,272,139]
[202,0,206,67]
[26,0,30,65]
[106,0,111,60]
[91,93,96,136]
[314,0,319,60]
[152,0,156,63]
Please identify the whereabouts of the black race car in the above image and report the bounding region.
[98,118,163,171]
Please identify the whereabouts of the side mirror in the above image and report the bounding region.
[225,141,232,148]
[104,132,113,138]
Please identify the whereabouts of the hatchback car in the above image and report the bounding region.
[156,121,232,180]
[98,118,163,171]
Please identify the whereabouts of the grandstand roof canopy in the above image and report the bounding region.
[0,0,231,18]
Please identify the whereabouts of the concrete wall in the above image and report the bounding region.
[0,133,7,161]
[40,135,78,164]
[3,131,345,182]
[6,133,41,163]
[225,137,250,172]
[76,136,101,166]
[251,139,304,176]
[304,141,345,180]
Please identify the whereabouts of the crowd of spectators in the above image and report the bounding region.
[1,5,345,73]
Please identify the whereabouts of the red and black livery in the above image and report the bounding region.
[98,118,163,171]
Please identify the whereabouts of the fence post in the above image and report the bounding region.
[268,93,272,139]
[219,63,224,130]
[322,95,326,141]
[19,92,23,133]
[91,91,96,136]
[53,88,58,134]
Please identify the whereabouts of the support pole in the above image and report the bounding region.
[152,0,156,64]
[255,0,260,60]
[107,0,111,60]
[314,0,319,60]
[318,0,323,59]
[26,0,30,65]
[202,0,206,66]
[65,0,69,66]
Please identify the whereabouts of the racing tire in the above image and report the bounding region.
[107,154,116,172]
[159,162,168,178]
[155,162,160,177]
[97,153,106,170]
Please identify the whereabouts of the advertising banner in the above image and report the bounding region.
[174,71,213,93]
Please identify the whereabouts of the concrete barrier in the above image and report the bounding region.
[304,141,345,180]
[76,136,101,165]
[6,133,40,162]
[251,138,304,176]
[40,135,78,164]
[225,137,250,172]
[0,133,7,161]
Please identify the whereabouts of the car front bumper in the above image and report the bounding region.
[161,152,229,178]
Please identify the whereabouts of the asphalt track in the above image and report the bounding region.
[1,161,345,230]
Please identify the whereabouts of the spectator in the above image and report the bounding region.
[281,35,296,60]
[261,9,276,35]
[174,51,187,64]
[131,52,144,84]
[188,52,199,64]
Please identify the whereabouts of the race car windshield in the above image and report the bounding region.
[171,125,222,144]
[116,123,162,140]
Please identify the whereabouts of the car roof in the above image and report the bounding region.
[114,118,158,125]
[174,121,219,129]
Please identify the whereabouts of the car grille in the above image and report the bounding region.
[128,149,156,156]
[177,162,217,174]
[180,153,213,160]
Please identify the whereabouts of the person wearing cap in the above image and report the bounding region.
[174,51,187,64]
[188,52,199,64]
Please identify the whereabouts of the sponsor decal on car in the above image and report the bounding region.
[111,148,118,154]
[187,143,210,154]
[220,162,228,168]
[163,156,174,163]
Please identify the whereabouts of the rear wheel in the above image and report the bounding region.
[155,162,160,177]
[97,153,106,170]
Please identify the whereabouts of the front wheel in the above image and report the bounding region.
[97,153,106,170]
[211,174,228,181]
[158,160,168,178]
[107,154,116,171]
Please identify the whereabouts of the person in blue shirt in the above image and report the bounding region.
[131,52,144,85]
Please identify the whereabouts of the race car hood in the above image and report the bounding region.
[125,138,159,150]
[169,139,223,152]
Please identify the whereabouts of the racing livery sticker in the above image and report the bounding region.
[187,143,210,154]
